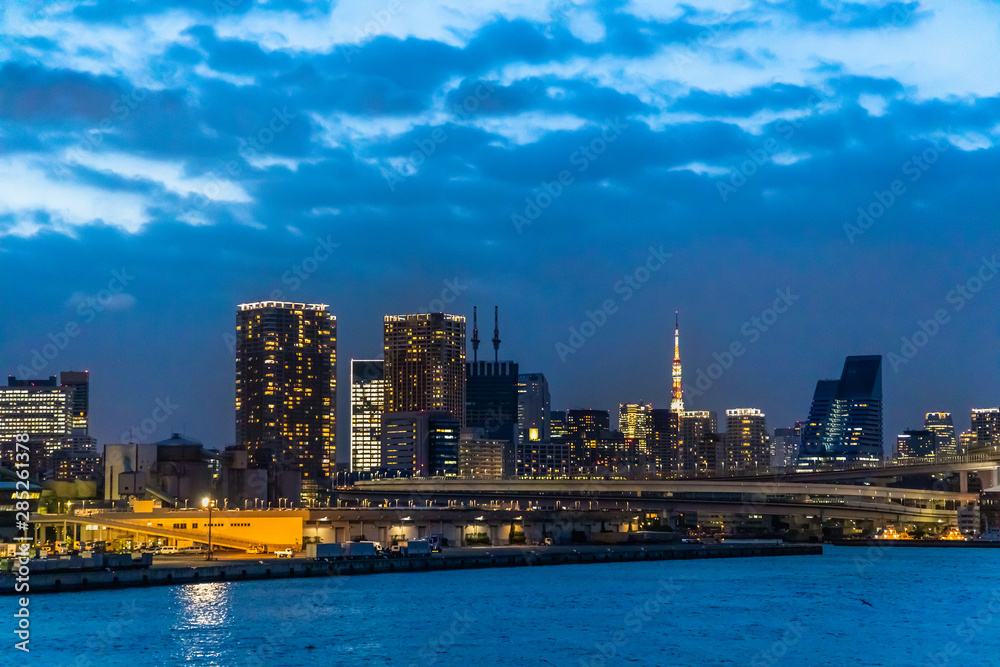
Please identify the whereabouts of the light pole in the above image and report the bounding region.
[202,497,213,561]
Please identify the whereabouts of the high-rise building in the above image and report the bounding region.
[924,412,957,457]
[58,370,90,433]
[797,355,883,471]
[466,361,519,442]
[896,430,937,459]
[550,411,569,441]
[515,440,571,479]
[772,424,802,468]
[619,403,652,443]
[671,312,684,412]
[350,360,386,472]
[566,409,610,474]
[971,408,1000,449]
[517,373,551,444]
[235,301,337,501]
[959,430,977,455]
[458,429,508,479]
[678,410,718,476]
[648,408,679,475]
[382,411,460,477]
[724,409,768,472]
[384,313,466,424]
[1,376,73,469]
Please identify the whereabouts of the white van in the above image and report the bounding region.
[157,545,179,555]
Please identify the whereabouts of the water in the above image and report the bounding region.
[11,546,1000,666]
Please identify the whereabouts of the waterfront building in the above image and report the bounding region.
[896,430,937,459]
[959,430,977,455]
[924,412,957,456]
[648,409,679,475]
[382,411,460,477]
[515,440,571,478]
[384,313,466,424]
[550,411,569,441]
[350,360,386,472]
[466,360,519,442]
[566,409,611,475]
[797,355,883,471]
[678,411,719,476]
[235,301,337,501]
[1,376,73,469]
[60,370,90,433]
[724,409,768,472]
[517,373,551,444]
[971,408,1000,449]
[772,424,802,468]
[458,429,508,479]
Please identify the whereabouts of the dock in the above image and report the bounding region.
[2,542,821,595]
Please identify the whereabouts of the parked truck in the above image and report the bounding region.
[391,540,431,558]
[306,543,344,560]
[341,541,378,559]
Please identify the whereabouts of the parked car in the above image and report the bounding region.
[246,544,267,554]
[274,548,294,558]
[178,545,206,554]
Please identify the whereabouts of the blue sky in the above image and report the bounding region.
[1,0,999,457]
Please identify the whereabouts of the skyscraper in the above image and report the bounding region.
[772,425,802,468]
[382,410,460,477]
[350,360,386,472]
[59,370,90,433]
[383,313,466,424]
[724,409,768,472]
[678,410,718,476]
[797,355,883,471]
[971,408,1000,449]
[671,312,683,412]
[648,408,679,475]
[896,430,936,459]
[1,376,72,469]
[517,372,551,444]
[567,409,611,474]
[924,412,957,456]
[235,301,337,500]
[465,361,519,442]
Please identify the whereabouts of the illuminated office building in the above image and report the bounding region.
[620,403,652,445]
[959,430,977,455]
[924,412,957,456]
[350,360,385,472]
[0,376,72,468]
[896,430,936,459]
[797,355,883,471]
[678,411,719,476]
[772,424,803,468]
[384,313,466,424]
[235,301,337,500]
[971,408,1000,449]
[517,373,550,444]
[648,409,679,475]
[60,370,90,433]
[382,411,460,477]
[566,409,610,474]
[550,411,569,441]
[724,409,768,472]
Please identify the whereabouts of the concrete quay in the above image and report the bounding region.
[2,542,821,595]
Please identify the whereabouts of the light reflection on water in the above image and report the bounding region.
[172,583,233,663]
[27,547,1000,667]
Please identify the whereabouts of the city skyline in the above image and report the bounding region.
[5,300,1000,462]
[2,0,999,461]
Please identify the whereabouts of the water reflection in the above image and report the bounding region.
[173,583,233,664]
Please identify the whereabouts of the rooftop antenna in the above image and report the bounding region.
[492,306,501,363]
[472,306,480,363]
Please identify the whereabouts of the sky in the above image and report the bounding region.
[1,0,999,460]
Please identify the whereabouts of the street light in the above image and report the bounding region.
[202,497,213,561]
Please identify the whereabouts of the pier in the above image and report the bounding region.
[2,542,821,595]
